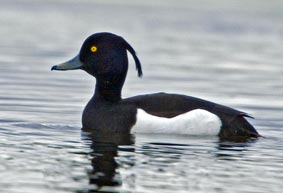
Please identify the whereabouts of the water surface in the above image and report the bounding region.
[0,0,283,192]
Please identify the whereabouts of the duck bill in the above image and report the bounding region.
[51,54,83,71]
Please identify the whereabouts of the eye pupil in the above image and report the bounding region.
[90,46,97,52]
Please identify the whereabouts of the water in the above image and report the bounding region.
[0,0,283,192]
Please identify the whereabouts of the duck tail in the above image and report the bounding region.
[219,114,261,141]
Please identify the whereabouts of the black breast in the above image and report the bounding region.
[82,97,137,133]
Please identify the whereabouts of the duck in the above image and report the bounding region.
[51,32,260,140]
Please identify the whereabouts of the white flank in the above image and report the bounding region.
[131,109,222,135]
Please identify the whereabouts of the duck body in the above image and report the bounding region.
[52,32,260,140]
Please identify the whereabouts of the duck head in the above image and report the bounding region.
[52,32,142,101]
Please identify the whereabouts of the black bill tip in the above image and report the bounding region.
[51,65,58,71]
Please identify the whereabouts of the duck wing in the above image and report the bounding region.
[123,92,260,140]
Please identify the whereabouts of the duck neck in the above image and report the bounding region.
[94,78,124,103]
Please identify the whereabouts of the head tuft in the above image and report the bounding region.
[122,38,143,77]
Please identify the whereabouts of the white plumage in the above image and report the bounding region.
[131,109,222,135]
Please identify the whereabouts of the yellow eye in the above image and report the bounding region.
[90,46,97,52]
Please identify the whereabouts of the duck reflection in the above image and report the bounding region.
[81,131,134,192]
[215,138,258,160]
[81,131,259,192]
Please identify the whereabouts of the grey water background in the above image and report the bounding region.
[0,0,283,192]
